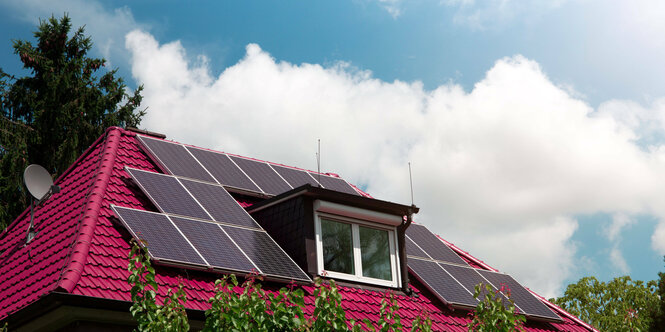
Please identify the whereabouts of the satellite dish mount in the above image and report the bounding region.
[23,164,60,244]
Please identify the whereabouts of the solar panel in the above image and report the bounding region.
[405,236,429,258]
[126,168,210,220]
[187,147,261,193]
[221,225,310,281]
[405,224,468,265]
[179,178,260,228]
[311,173,359,195]
[137,136,215,182]
[408,257,477,308]
[229,156,292,195]
[439,263,507,306]
[170,216,255,272]
[477,270,561,321]
[273,165,321,188]
[112,206,206,266]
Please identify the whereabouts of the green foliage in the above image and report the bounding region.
[410,309,433,332]
[550,276,658,331]
[203,273,306,331]
[650,258,665,331]
[128,239,189,332]
[129,238,433,331]
[309,278,350,331]
[350,292,418,332]
[374,293,404,331]
[204,274,432,332]
[467,283,525,332]
[0,14,144,229]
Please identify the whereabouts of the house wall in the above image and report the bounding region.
[250,196,317,276]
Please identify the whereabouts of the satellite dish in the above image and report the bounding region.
[24,164,54,201]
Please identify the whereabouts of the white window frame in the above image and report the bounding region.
[314,200,401,288]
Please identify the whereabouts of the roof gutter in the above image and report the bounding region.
[56,127,123,293]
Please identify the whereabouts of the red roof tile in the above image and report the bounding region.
[0,127,596,331]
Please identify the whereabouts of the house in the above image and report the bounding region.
[0,126,595,331]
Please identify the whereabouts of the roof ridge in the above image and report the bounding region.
[56,127,123,293]
[136,134,369,190]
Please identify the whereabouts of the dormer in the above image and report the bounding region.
[248,184,418,290]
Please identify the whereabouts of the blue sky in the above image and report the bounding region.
[2,0,665,297]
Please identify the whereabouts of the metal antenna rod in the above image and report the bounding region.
[317,139,321,187]
[408,162,414,206]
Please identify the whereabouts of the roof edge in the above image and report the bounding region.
[56,127,123,293]
[435,235,497,272]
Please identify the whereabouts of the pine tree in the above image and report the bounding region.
[0,15,144,229]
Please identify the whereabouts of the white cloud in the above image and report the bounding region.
[1,0,143,67]
[652,222,665,254]
[609,247,630,274]
[603,214,635,274]
[605,214,635,242]
[443,0,571,30]
[596,98,665,146]
[461,217,578,297]
[126,30,665,297]
[377,0,402,18]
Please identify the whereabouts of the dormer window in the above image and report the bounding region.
[314,200,401,288]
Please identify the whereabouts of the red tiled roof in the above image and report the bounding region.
[0,127,595,331]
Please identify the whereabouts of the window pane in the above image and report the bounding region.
[359,226,392,280]
[321,219,354,275]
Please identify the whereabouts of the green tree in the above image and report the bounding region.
[649,257,665,331]
[0,15,144,229]
[467,283,525,332]
[550,276,658,331]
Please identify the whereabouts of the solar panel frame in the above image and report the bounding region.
[169,216,257,273]
[221,225,311,282]
[405,224,468,266]
[477,269,561,321]
[179,178,260,229]
[408,257,478,308]
[186,147,262,193]
[229,156,293,195]
[405,236,429,258]
[126,168,211,220]
[272,165,321,188]
[310,173,359,195]
[137,135,216,182]
[112,206,208,266]
[439,262,511,308]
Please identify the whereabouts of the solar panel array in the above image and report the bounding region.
[138,135,359,196]
[406,223,561,322]
[405,223,468,266]
[134,135,560,321]
[116,168,310,282]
